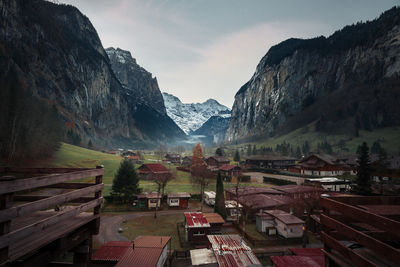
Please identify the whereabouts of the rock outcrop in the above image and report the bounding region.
[226,7,400,142]
[0,0,185,148]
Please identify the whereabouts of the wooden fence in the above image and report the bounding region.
[0,166,104,266]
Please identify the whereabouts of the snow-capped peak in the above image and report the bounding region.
[162,92,230,134]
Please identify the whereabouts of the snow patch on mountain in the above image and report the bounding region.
[162,92,230,134]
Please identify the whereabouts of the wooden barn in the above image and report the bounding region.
[137,163,171,180]
[205,156,230,167]
[167,192,191,208]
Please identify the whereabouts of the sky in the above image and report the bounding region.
[59,0,398,108]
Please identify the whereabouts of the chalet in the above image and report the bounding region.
[256,210,305,238]
[298,154,354,176]
[245,155,296,170]
[137,163,171,180]
[167,192,191,209]
[184,212,224,244]
[205,156,230,167]
[219,164,242,177]
[181,156,192,167]
[165,153,181,164]
[207,235,261,266]
[305,177,351,192]
[136,192,162,209]
[116,236,171,267]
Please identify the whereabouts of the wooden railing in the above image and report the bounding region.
[0,166,104,264]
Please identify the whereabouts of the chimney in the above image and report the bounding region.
[132,241,135,250]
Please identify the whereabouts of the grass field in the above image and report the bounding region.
[120,214,184,250]
[42,143,271,196]
[236,123,400,155]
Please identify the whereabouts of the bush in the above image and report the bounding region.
[263,176,296,185]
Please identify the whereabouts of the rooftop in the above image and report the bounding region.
[225,200,242,209]
[273,185,324,194]
[246,155,296,161]
[137,192,162,199]
[167,192,191,198]
[219,164,241,171]
[270,255,323,267]
[203,213,225,224]
[92,241,132,262]
[190,248,217,266]
[207,234,261,267]
[264,210,304,225]
[207,156,230,162]
[138,163,170,173]
[185,212,210,228]
[240,194,293,210]
[133,235,170,248]
[225,187,282,196]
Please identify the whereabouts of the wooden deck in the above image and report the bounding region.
[0,166,104,266]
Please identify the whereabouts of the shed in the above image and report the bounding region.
[137,192,162,209]
[167,192,191,208]
[184,212,210,244]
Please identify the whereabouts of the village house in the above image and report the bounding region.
[205,156,230,167]
[297,154,355,176]
[137,163,171,180]
[256,210,305,238]
[225,200,242,221]
[181,156,192,167]
[116,236,171,267]
[305,177,351,192]
[184,212,224,244]
[136,192,162,209]
[165,153,181,164]
[219,164,242,177]
[167,192,191,209]
[245,155,296,170]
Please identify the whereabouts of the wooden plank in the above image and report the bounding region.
[321,232,377,267]
[2,167,92,174]
[44,183,94,189]
[0,168,104,195]
[321,214,400,263]
[321,197,400,238]
[0,184,103,223]
[0,198,102,250]
[14,195,95,203]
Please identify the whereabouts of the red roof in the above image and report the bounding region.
[270,256,323,267]
[289,248,324,256]
[219,164,241,171]
[92,241,132,262]
[273,185,323,194]
[134,236,170,248]
[138,163,169,173]
[185,212,210,228]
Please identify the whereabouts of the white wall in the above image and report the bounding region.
[275,219,303,238]
[156,245,169,267]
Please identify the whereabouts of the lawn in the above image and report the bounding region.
[120,214,185,250]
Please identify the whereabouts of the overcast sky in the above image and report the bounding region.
[60,0,398,108]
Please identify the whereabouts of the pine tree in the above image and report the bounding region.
[234,150,240,162]
[112,159,140,203]
[214,172,227,219]
[215,147,224,156]
[354,142,372,195]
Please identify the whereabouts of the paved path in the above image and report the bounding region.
[243,172,305,185]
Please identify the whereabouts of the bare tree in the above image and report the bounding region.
[155,144,168,161]
[151,171,173,218]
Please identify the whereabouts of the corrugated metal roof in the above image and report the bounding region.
[92,241,132,262]
[289,248,324,256]
[270,255,323,267]
[207,235,261,267]
[115,247,163,267]
[134,236,170,248]
[185,212,210,228]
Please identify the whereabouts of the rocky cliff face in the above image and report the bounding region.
[192,114,231,144]
[226,7,400,142]
[0,0,184,148]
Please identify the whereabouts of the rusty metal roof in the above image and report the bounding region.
[271,255,323,267]
[203,213,225,224]
[91,241,132,262]
[185,212,210,228]
[133,236,171,248]
[207,234,261,267]
[289,248,324,256]
[115,247,163,267]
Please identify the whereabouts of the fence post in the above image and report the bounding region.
[0,176,15,265]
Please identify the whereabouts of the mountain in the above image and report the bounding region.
[162,92,230,134]
[226,7,400,143]
[0,0,184,149]
[192,114,231,144]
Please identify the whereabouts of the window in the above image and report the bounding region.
[170,199,179,203]
[150,199,158,203]
[290,228,293,232]
[193,231,205,236]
